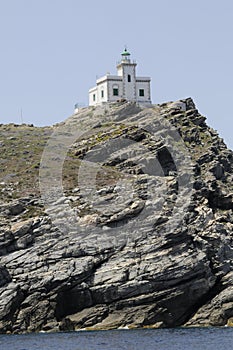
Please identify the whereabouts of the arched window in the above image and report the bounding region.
[128,74,131,82]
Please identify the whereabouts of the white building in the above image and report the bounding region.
[88,49,151,106]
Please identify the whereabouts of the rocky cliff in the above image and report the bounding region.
[0,98,232,333]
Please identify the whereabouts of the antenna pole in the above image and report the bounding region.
[20,108,23,124]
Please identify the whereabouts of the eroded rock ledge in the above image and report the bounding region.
[0,98,232,333]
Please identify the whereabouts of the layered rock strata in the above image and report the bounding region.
[0,98,232,333]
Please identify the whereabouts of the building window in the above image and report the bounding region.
[113,88,119,96]
[128,74,131,82]
[101,90,104,98]
[139,89,144,97]
[93,94,96,101]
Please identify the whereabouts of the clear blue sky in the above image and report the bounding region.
[0,0,232,149]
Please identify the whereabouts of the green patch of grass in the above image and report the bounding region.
[0,124,52,199]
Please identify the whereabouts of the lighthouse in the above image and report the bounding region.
[88,49,151,106]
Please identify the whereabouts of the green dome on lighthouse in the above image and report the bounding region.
[121,48,130,56]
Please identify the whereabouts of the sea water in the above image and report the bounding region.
[0,327,232,350]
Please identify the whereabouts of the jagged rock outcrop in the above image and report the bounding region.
[0,98,232,333]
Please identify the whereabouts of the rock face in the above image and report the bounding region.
[0,98,232,333]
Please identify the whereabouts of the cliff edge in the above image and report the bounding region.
[0,98,232,333]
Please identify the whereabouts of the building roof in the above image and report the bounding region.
[121,48,130,56]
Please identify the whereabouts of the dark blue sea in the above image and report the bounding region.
[0,328,232,350]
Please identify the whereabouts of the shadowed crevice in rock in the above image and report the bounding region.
[157,147,177,176]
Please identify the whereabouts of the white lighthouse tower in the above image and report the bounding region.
[88,49,151,106]
[117,48,137,101]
